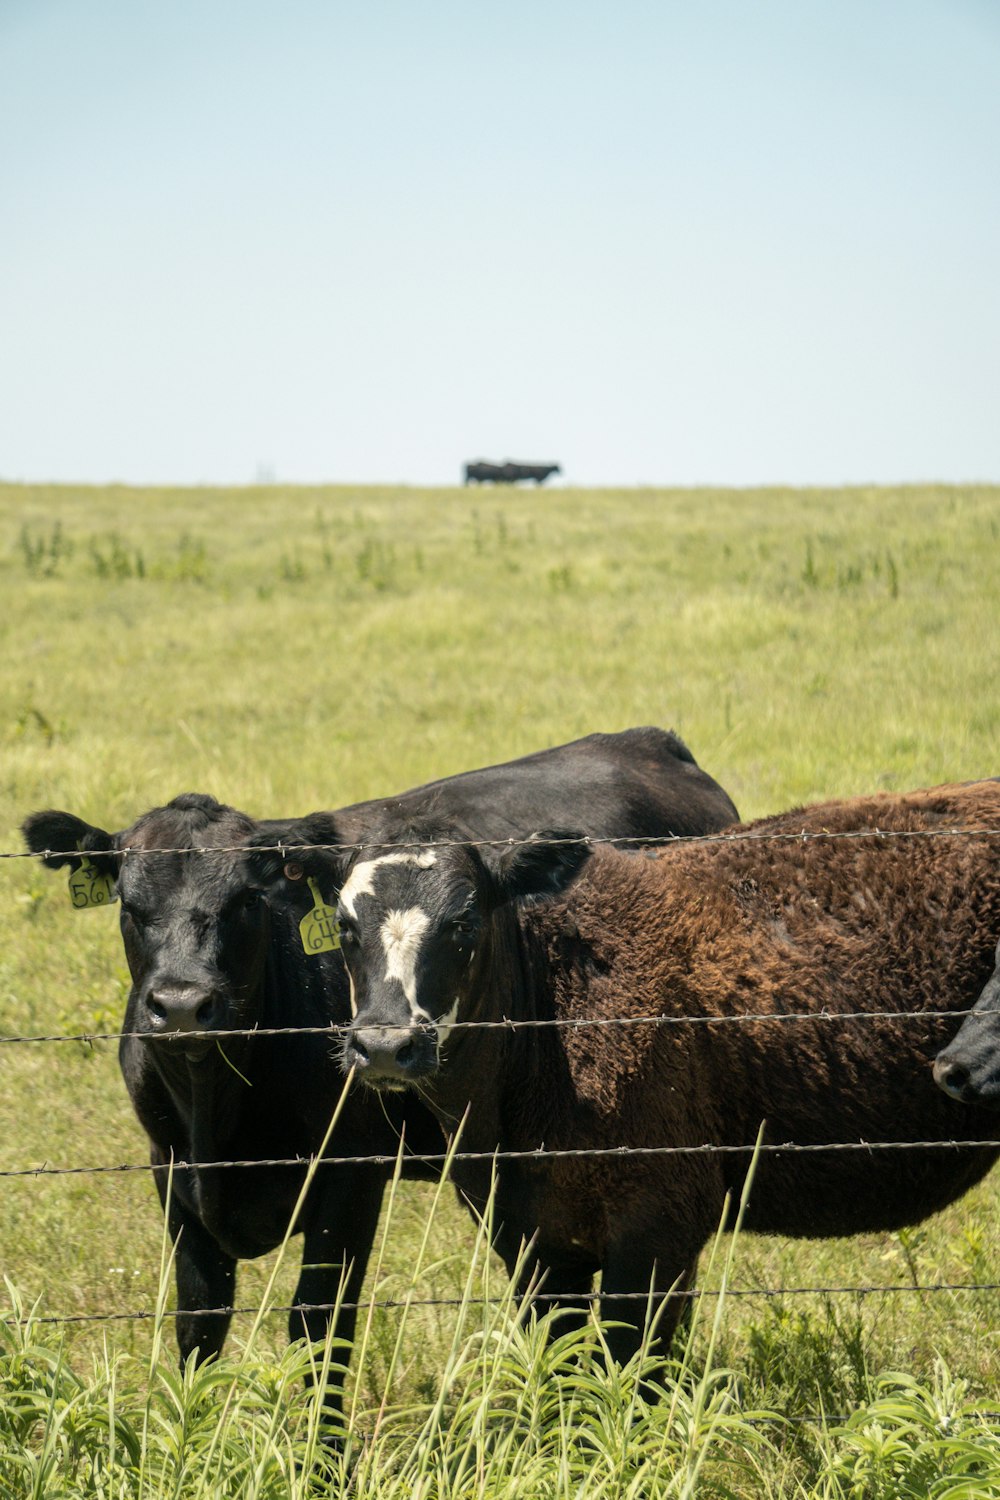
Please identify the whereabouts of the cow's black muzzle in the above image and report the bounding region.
[142,982,226,1057]
[342,1021,438,1088]
[933,1044,1000,1106]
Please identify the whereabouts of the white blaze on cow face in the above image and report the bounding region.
[339,850,437,919]
[380,907,431,1016]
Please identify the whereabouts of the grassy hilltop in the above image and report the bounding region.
[1,480,999,1497]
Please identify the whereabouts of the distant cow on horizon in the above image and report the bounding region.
[464,460,561,485]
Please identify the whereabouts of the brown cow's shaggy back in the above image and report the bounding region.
[511,781,1000,1250]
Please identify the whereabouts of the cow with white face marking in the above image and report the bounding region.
[334,782,1000,1376]
[337,845,469,1081]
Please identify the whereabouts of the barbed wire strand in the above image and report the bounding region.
[2,1004,997,1047]
[6,1282,1000,1433]
[6,1289,1000,1435]
[6,1281,1000,1330]
[3,1136,1000,1179]
[7,823,1000,862]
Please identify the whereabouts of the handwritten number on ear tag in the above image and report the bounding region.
[299,877,340,954]
[68,855,118,910]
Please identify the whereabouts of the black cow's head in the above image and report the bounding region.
[933,938,1000,1106]
[23,795,278,1059]
[336,825,591,1089]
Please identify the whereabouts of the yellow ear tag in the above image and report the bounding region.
[68,854,118,910]
[299,877,340,955]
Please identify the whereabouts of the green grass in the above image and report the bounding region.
[2,479,1000,1496]
[2,1165,999,1499]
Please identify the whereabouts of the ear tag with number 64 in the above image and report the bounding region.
[68,854,118,910]
[299,877,340,955]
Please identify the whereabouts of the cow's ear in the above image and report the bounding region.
[22,810,117,874]
[490,830,592,905]
[245,814,349,895]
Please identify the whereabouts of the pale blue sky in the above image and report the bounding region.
[2,0,998,487]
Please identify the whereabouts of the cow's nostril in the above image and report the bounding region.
[933,1056,970,1098]
[195,1000,215,1026]
[350,1034,370,1064]
[396,1041,414,1068]
[148,999,167,1023]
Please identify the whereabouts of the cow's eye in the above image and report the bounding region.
[120,900,155,929]
[242,890,263,911]
[451,915,476,941]
[337,918,358,947]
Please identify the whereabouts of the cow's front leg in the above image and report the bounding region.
[599,1241,700,1375]
[289,1163,388,1429]
[490,1222,597,1339]
[151,1157,236,1365]
[164,1191,237,1366]
[522,1256,597,1341]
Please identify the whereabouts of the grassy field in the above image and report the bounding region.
[2,479,1000,1496]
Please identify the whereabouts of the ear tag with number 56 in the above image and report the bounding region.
[69,854,118,910]
[299,877,340,955]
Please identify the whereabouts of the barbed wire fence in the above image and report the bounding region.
[7,821,1000,860]
[4,821,1000,1430]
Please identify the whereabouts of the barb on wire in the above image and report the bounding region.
[3,1135,999,1180]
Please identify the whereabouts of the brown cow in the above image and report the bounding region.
[331,781,1000,1367]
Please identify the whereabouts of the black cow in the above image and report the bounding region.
[933,939,1000,1104]
[23,727,737,1421]
[24,793,434,1427]
[463,460,561,485]
[329,781,1000,1376]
